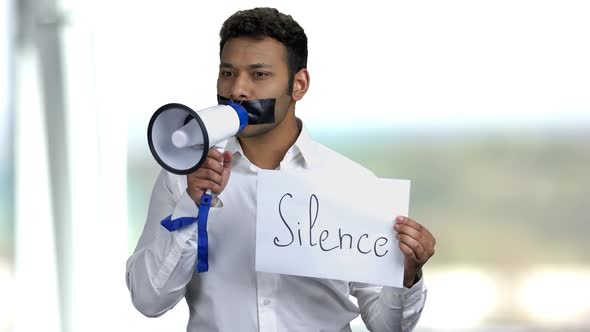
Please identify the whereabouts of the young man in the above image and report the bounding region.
[127,7,436,331]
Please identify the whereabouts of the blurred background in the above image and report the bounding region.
[1,0,589,331]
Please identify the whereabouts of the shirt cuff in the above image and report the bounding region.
[170,190,199,248]
[379,276,425,308]
[152,191,199,289]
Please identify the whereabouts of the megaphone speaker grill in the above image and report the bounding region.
[148,103,209,175]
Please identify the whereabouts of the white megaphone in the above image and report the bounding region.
[147,102,248,175]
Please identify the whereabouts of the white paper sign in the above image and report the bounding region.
[255,170,410,288]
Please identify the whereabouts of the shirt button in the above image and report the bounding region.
[263,299,271,306]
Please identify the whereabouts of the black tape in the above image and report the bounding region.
[217,95,276,124]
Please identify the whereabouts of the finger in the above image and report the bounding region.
[221,151,233,186]
[200,156,225,175]
[207,148,223,163]
[395,223,436,259]
[396,217,436,248]
[187,178,223,195]
[191,168,223,185]
[394,223,423,242]
[222,150,233,169]
[395,216,423,233]
[397,233,427,262]
[398,242,418,261]
[187,158,224,179]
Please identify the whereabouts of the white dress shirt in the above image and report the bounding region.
[126,121,427,332]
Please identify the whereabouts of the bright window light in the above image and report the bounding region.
[419,267,499,330]
[14,47,60,332]
[0,259,14,332]
[518,268,590,324]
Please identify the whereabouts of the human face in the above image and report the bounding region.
[217,37,294,138]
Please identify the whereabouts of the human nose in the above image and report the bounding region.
[229,74,251,100]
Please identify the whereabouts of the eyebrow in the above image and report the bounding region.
[219,62,273,69]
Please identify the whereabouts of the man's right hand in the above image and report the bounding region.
[186,148,233,206]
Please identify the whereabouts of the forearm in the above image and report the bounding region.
[126,222,197,317]
[126,171,199,317]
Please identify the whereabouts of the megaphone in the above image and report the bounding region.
[147,102,248,175]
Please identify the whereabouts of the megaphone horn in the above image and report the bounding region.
[147,102,248,175]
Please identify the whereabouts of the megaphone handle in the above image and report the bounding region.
[194,146,227,272]
[194,146,225,272]
[205,190,222,207]
[206,146,224,207]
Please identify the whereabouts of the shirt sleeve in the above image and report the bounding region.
[350,277,427,332]
[125,169,200,317]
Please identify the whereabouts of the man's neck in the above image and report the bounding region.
[238,112,301,170]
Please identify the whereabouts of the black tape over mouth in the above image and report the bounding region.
[217,95,276,124]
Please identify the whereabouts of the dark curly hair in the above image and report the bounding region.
[219,7,308,94]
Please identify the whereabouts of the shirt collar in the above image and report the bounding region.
[221,118,316,169]
[290,118,316,169]
[222,134,243,158]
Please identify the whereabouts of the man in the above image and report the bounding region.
[127,7,436,331]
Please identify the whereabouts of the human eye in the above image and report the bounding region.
[252,71,270,79]
[220,70,233,78]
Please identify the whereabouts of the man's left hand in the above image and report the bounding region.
[394,216,436,288]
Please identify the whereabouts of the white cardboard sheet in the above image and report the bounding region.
[255,170,410,288]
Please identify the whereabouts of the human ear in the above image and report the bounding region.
[292,68,310,101]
